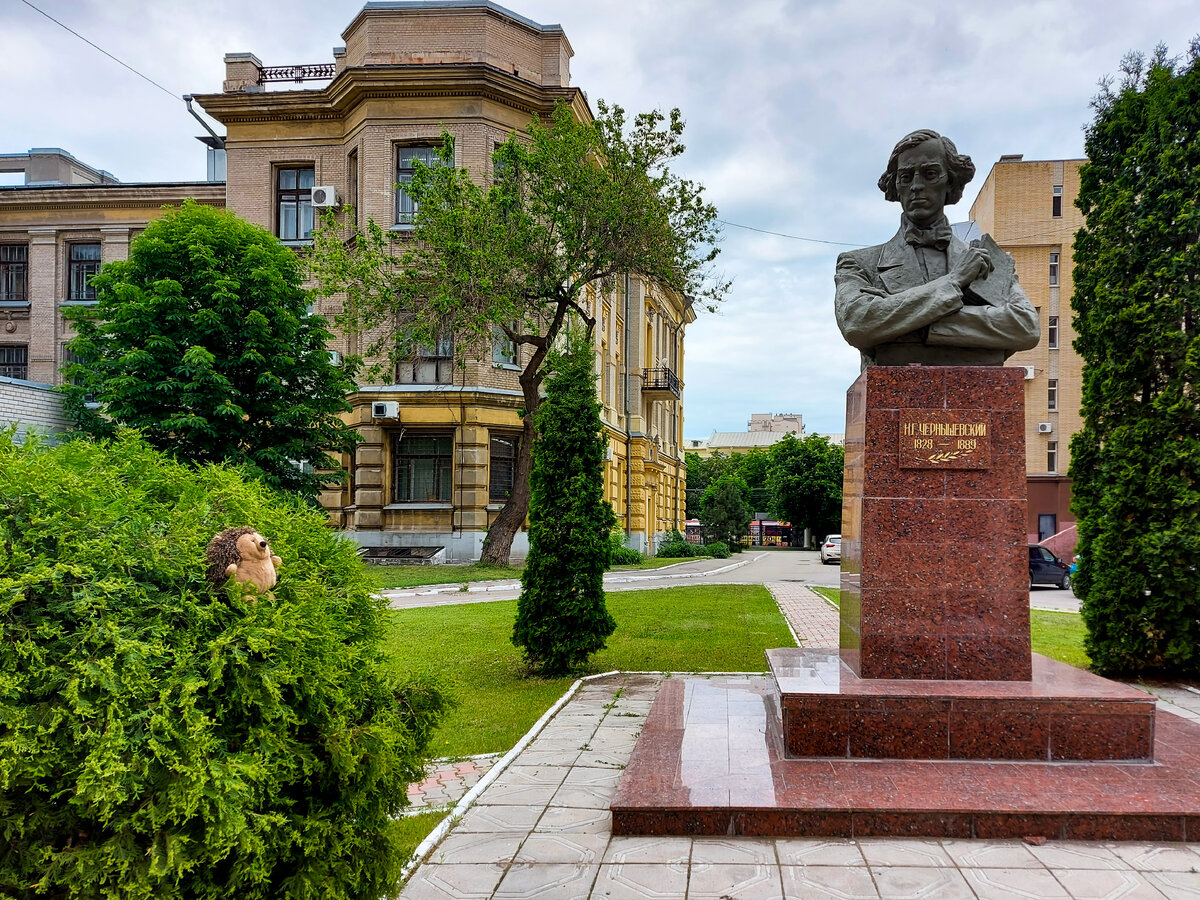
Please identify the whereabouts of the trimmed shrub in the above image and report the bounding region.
[704,541,731,559]
[0,431,450,899]
[512,340,617,676]
[656,532,695,559]
[608,532,643,567]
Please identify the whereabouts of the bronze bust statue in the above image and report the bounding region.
[835,130,1039,367]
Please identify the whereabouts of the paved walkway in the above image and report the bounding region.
[397,585,1200,898]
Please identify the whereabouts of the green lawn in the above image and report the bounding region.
[381,584,794,757]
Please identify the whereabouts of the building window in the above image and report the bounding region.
[1047,315,1059,350]
[396,145,444,225]
[347,149,358,228]
[277,166,315,240]
[1049,251,1060,286]
[68,243,101,301]
[1047,379,1058,412]
[0,345,28,379]
[1052,184,1063,218]
[1047,440,1058,474]
[492,325,517,366]
[0,245,28,303]
[489,434,521,503]
[397,334,454,384]
[393,431,453,502]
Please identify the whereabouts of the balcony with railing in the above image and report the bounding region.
[642,366,682,400]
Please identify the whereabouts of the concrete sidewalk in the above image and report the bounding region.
[397,585,1200,898]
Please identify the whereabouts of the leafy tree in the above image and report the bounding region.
[310,102,726,563]
[511,337,617,676]
[684,451,733,519]
[699,473,752,547]
[736,447,774,513]
[767,433,844,545]
[0,431,450,898]
[64,201,358,499]
[1069,42,1200,678]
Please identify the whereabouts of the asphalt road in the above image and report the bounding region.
[383,548,1081,612]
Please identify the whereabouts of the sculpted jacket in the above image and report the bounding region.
[834,226,1040,367]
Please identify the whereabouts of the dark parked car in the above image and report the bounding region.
[1029,545,1071,590]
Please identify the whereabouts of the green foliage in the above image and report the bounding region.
[655,530,695,558]
[0,432,450,899]
[608,531,644,566]
[699,474,752,547]
[703,541,731,559]
[1070,43,1200,678]
[310,102,726,563]
[512,340,617,676]
[62,201,359,500]
[767,433,844,543]
[684,452,736,520]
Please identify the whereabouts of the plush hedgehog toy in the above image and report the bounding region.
[205,527,282,594]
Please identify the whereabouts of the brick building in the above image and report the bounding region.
[191,0,691,558]
[970,154,1085,543]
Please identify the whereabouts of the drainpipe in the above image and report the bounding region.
[183,95,225,149]
[623,274,632,538]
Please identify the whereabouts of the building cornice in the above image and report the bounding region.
[194,64,589,127]
[0,183,225,213]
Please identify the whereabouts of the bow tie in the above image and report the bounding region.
[904,220,952,251]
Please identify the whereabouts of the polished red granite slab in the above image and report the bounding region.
[610,677,1200,840]
[841,367,1031,680]
[769,649,1156,761]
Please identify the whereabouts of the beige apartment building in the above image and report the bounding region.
[971,154,1084,543]
[0,148,224,386]
[191,0,690,558]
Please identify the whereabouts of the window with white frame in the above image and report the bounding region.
[488,434,520,503]
[1052,184,1063,218]
[1047,379,1058,412]
[397,334,454,384]
[1048,315,1059,350]
[395,145,445,225]
[492,325,517,366]
[1049,251,1060,286]
[1047,440,1058,474]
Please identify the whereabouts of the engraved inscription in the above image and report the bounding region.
[899,410,991,469]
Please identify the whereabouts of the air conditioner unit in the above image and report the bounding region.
[311,186,340,208]
[1037,422,1053,433]
[327,350,342,366]
[372,401,400,419]
[1021,366,1036,380]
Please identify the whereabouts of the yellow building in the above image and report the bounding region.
[970,154,1084,542]
[193,0,690,559]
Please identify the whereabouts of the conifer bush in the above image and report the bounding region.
[511,341,616,676]
[0,431,450,899]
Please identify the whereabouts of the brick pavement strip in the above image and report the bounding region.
[398,671,1200,899]
[768,581,839,649]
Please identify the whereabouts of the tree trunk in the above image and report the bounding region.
[479,362,544,565]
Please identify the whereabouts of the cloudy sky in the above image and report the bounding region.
[4,0,1197,437]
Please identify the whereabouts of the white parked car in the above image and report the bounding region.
[819,534,841,564]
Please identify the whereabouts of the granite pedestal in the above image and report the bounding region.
[610,367,1196,840]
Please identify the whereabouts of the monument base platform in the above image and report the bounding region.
[770,648,1156,761]
[610,676,1200,841]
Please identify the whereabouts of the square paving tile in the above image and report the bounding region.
[690,837,777,866]
[961,866,1071,899]
[476,780,562,806]
[399,863,507,899]
[590,862,688,899]
[1144,870,1200,897]
[534,806,612,834]
[514,833,610,866]
[1110,843,1200,872]
[455,804,544,834]
[775,838,867,867]
[940,838,1046,869]
[685,862,784,899]
[869,866,976,899]
[780,865,880,900]
[492,861,599,899]
[427,832,524,866]
[857,838,955,868]
[601,836,692,866]
[1048,867,1174,899]
[1030,842,1134,870]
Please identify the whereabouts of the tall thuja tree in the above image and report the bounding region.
[310,101,727,563]
[1070,41,1200,677]
[64,201,358,499]
[512,335,616,676]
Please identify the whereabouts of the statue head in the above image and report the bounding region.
[877,130,975,226]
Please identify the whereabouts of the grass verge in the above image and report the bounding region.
[1030,608,1090,668]
[382,584,793,757]
[363,562,522,591]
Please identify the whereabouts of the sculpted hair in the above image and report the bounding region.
[878,129,975,206]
